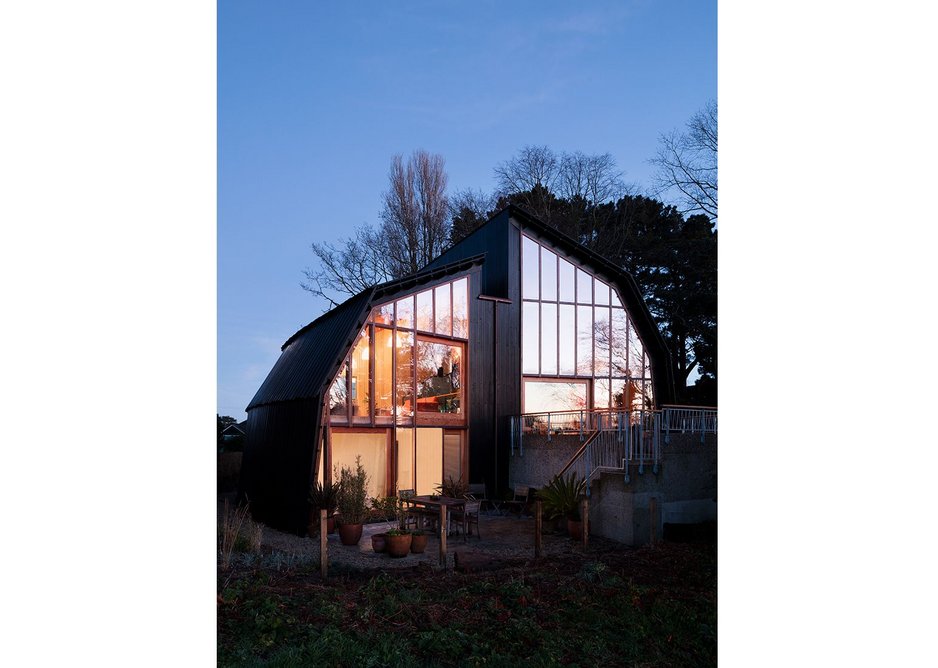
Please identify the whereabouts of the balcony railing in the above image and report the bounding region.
[509,405,717,485]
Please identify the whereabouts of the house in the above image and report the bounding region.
[240,205,679,534]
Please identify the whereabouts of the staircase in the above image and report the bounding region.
[509,406,717,488]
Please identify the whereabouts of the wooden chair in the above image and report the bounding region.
[399,489,437,532]
[499,485,530,516]
[466,483,489,512]
[452,500,481,541]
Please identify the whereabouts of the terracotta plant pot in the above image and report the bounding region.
[327,515,336,534]
[337,522,363,546]
[567,519,583,540]
[386,532,412,558]
[410,532,428,553]
[307,511,338,538]
[371,533,387,553]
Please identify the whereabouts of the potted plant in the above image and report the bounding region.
[385,528,412,557]
[371,532,388,553]
[335,456,369,546]
[435,475,468,499]
[409,529,428,553]
[308,479,342,538]
[537,472,586,538]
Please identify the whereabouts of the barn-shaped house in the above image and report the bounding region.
[241,205,675,533]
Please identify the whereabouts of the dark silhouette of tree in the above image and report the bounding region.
[650,100,718,222]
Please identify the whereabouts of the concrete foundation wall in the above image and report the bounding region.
[507,430,717,545]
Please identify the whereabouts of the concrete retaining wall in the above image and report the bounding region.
[508,431,717,546]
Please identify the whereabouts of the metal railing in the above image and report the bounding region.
[509,405,716,487]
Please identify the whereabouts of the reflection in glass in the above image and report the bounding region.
[395,330,414,424]
[374,302,394,325]
[541,303,557,374]
[416,290,433,332]
[644,379,655,409]
[416,340,462,414]
[576,305,592,375]
[396,296,414,329]
[396,427,414,492]
[611,378,627,409]
[522,301,539,374]
[452,277,468,338]
[329,362,348,422]
[594,307,610,376]
[594,378,610,409]
[374,327,393,423]
[350,328,370,423]
[559,304,576,375]
[577,268,592,304]
[522,235,539,300]
[627,320,644,378]
[610,308,628,375]
[594,279,609,306]
[540,247,557,301]
[559,257,575,302]
[643,351,651,380]
[434,284,451,336]
[523,380,588,413]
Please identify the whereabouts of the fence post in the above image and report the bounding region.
[319,509,328,580]
[439,505,448,569]
[581,498,589,550]
[534,499,543,559]
[649,497,657,547]
[547,412,552,442]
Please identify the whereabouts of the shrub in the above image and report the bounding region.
[336,456,369,524]
[309,480,342,517]
[537,472,586,521]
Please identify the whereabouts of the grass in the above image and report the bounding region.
[217,541,716,667]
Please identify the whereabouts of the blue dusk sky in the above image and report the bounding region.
[218,0,717,420]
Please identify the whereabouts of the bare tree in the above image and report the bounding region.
[650,100,718,222]
[448,188,498,244]
[493,145,561,223]
[301,224,393,307]
[558,151,629,204]
[381,150,450,277]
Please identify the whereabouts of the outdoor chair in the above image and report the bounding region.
[499,485,530,516]
[452,500,481,541]
[466,483,489,512]
[398,489,436,531]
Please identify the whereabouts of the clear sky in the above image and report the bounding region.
[218,0,717,420]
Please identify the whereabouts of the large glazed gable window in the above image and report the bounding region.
[328,274,470,426]
[520,232,656,413]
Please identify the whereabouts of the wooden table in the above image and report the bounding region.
[410,495,467,540]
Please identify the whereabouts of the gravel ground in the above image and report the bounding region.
[219,497,608,571]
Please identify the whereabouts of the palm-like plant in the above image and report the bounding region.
[308,480,342,517]
[537,472,586,521]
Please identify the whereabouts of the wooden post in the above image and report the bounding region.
[649,497,657,547]
[319,509,328,579]
[439,504,447,569]
[582,498,589,549]
[534,499,543,559]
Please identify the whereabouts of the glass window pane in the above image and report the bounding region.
[576,305,592,376]
[576,268,592,304]
[541,302,557,374]
[374,327,393,423]
[452,277,468,338]
[328,361,348,423]
[559,304,576,375]
[643,351,651,379]
[611,308,628,376]
[416,340,463,415]
[594,279,609,306]
[332,431,388,500]
[522,302,540,374]
[611,378,627,409]
[395,330,414,424]
[396,427,414,492]
[522,235,539,300]
[373,302,394,325]
[443,432,462,483]
[540,247,557,301]
[396,296,414,329]
[416,428,443,496]
[559,258,575,302]
[350,327,370,423]
[434,284,451,336]
[627,319,645,378]
[610,287,623,309]
[594,378,610,410]
[523,380,588,413]
[416,290,433,332]
[644,378,655,409]
[594,306,610,376]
